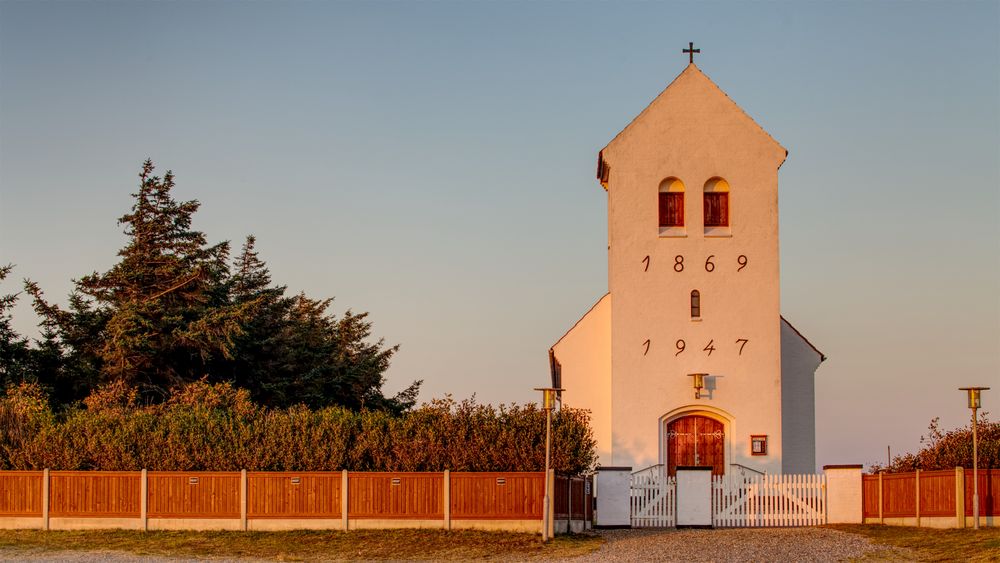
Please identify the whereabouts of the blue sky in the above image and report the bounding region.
[1,1,997,470]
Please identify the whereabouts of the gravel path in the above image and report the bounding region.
[566,527,908,562]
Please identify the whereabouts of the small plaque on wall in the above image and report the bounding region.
[751,435,768,456]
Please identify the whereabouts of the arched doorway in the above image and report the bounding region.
[665,415,725,476]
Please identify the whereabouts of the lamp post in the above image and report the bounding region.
[959,386,989,530]
[534,387,562,542]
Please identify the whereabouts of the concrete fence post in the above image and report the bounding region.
[240,469,248,531]
[955,467,965,528]
[41,468,49,531]
[341,469,349,531]
[547,469,555,538]
[140,469,148,531]
[443,470,451,531]
[915,469,921,527]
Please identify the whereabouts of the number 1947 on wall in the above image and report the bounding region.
[673,338,750,356]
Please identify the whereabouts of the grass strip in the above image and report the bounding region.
[829,524,1000,562]
[0,528,603,561]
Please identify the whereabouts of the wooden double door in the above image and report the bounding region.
[665,415,725,476]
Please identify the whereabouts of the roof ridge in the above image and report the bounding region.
[601,63,786,166]
[550,292,610,351]
[781,314,826,362]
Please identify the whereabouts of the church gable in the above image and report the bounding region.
[598,64,786,187]
[549,293,612,462]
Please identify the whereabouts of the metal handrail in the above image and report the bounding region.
[730,463,765,476]
[631,464,665,477]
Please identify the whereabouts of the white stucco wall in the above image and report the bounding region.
[602,64,787,473]
[593,468,631,527]
[780,317,824,473]
[824,465,863,524]
[551,294,612,463]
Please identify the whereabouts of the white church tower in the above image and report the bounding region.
[550,54,825,475]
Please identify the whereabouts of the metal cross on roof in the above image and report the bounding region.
[683,42,700,64]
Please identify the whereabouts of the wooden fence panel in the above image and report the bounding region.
[570,477,586,519]
[964,469,999,517]
[49,471,140,518]
[881,473,915,517]
[348,472,443,519]
[247,472,341,519]
[918,470,955,517]
[147,472,240,518]
[862,475,880,518]
[450,472,543,520]
[553,476,588,520]
[554,476,569,518]
[0,471,42,516]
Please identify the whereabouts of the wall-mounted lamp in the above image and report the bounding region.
[688,373,707,399]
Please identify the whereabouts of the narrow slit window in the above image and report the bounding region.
[691,290,701,319]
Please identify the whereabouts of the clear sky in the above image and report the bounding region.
[1,1,997,470]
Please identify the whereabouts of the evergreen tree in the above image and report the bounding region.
[225,235,292,400]
[24,282,111,404]
[30,161,256,398]
[226,238,420,412]
[0,265,32,389]
[21,160,419,411]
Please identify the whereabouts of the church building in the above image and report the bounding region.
[549,53,825,475]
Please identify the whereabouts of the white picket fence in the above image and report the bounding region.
[712,474,826,527]
[630,469,676,527]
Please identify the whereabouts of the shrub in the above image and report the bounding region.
[0,383,596,475]
[870,414,999,473]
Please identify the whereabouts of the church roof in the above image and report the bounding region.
[597,63,787,186]
[781,315,826,362]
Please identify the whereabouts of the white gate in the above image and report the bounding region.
[630,466,676,527]
[712,474,826,527]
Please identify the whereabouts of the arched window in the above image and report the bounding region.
[703,178,730,235]
[658,177,685,236]
[690,290,701,319]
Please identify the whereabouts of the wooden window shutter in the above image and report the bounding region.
[704,193,729,227]
[659,192,684,227]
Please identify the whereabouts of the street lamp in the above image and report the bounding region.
[534,387,563,542]
[959,386,989,530]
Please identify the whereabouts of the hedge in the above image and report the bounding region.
[0,381,596,475]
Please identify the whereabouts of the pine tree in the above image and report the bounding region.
[20,160,420,411]
[0,265,32,389]
[226,239,421,412]
[33,161,256,398]
[225,235,292,400]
